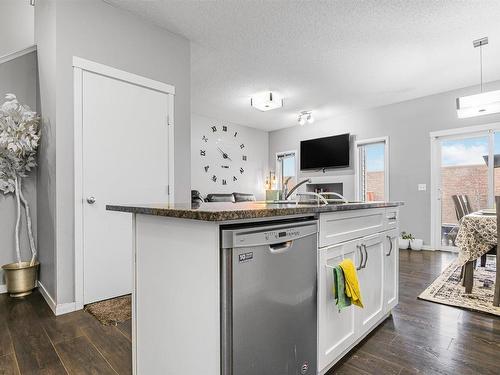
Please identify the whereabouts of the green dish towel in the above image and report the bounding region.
[332,265,351,311]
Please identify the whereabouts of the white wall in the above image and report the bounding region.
[191,114,268,200]
[35,0,191,304]
[0,51,38,287]
[269,80,500,246]
[0,0,34,57]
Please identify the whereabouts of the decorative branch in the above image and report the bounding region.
[0,94,40,265]
[18,178,37,265]
[14,176,21,266]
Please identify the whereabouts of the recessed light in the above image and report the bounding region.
[250,91,283,112]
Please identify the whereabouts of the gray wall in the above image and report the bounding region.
[269,81,500,246]
[35,0,191,303]
[0,51,38,286]
[0,0,34,57]
[35,0,57,299]
[191,114,269,200]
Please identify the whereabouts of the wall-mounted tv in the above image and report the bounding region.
[300,133,350,170]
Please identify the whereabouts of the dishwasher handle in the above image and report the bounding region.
[268,240,293,254]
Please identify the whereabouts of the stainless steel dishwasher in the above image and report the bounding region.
[221,220,318,375]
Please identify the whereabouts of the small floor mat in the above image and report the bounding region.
[84,294,131,325]
[418,256,500,316]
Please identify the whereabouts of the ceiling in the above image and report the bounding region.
[105,0,500,131]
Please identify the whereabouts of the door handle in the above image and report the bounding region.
[356,245,364,270]
[86,196,96,204]
[269,240,293,254]
[386,236,393,256]
[362,244,368,268]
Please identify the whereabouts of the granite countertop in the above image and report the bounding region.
[106,201,404,222]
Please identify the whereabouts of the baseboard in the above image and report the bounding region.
[38,281,57,314]
[56,302,77,316]
[0,284,7,294]
[37,281,77,316]
[421,245,435,251]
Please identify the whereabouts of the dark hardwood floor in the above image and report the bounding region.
[0,250,498,374]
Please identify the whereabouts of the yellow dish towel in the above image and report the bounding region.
[339,258,364,308]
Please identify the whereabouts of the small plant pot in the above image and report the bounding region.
[410,239,424,251]
[399,238,410,249]
[2,261,39,298]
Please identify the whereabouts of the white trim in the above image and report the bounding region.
[0,284,7,294]
[0,45,37,65]
[430,122,500,138]
[74,57,176,309]
[38,281,57,314]
[74,67,84,311]
[72,57,175,95]
[354,136,390,201]
[56,302,77,316]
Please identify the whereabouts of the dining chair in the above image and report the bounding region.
[449,195,473,246]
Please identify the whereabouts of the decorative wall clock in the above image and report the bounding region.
[199,124,247,185]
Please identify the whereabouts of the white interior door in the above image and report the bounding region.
[82,70,172,304]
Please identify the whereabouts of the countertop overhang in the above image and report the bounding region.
[106,201,404,222]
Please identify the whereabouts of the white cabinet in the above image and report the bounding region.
[356,234,385,334]
[318,208,399,374]
[318,238,362,371]
[384,230,399,312]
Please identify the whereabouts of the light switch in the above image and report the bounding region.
[418,184,427,191]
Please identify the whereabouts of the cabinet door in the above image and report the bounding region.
[318,239,362,372]
[356,234,385,334]
[384,230,399,312]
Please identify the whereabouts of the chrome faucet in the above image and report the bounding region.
[285,178,312,200]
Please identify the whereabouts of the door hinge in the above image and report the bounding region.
[167,185,170,195]
[167,114,171,126]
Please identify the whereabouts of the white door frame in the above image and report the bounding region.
[73,57,175,310]
[430,122,500,250]
[354,137,390,201]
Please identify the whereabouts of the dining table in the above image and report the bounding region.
[455,208,500,306]
[455,211,497,266]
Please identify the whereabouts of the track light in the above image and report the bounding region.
[298,111,314,126]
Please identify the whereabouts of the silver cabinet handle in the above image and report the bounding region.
[386,236,393,257]
[86,196,96,204]
[356,245,364,270]
[362,244,368,268]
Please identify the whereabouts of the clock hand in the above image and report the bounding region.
[217,147,232,161]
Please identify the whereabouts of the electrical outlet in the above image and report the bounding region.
[418,184,427,191]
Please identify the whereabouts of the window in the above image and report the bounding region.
[355,137,389,202]
[276,151,297,191]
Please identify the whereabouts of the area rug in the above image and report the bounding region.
[418,256,500,316]
[84,294,131,325]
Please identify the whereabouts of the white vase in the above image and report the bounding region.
[399,238,410,249]
[410,239,424,251]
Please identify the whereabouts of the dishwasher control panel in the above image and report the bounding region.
[265,229,301,241]
[226,221,318,248]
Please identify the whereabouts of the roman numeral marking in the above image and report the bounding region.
[204,165,209,172]
[200,150,206,156]
[211,126,217,132]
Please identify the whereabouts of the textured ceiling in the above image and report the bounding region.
[104,0,500,131]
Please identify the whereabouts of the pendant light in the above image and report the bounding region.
[456,37,500,118]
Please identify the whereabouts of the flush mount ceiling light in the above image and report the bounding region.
[298,111,314,126]
[250,91,283,111]
[457,37,500,118]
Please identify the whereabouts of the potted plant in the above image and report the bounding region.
[410,238,424,251]
[399,231,414,249]
[0,94,40,297]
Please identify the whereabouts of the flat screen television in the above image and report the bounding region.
[300,133,350,170]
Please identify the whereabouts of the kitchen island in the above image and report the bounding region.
[107,201,403,375]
